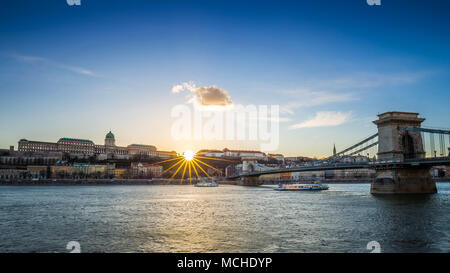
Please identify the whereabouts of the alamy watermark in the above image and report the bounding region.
[367,0,381,6]
[66,241,81,253]
[66,0,81,6]
[366,241,381,253]
[171,104,280,151]
[64,240,381,253]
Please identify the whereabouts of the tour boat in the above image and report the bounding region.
[194,181,219,187]
[275,181,329,191]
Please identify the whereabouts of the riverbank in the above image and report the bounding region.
[0,178,188,186]
[0,178,448,186]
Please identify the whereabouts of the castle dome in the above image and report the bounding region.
[105,131,115,139]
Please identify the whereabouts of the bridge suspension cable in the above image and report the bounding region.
[344,141,378,157]
[399,127,450,158]
[333,133,378,158]
[314,133,379,164]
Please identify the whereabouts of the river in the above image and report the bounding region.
[0,183,448,253]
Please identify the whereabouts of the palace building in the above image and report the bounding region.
[18,131,175,159]
[197,148,268,161]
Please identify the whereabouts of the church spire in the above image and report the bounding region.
[333,143,336,156]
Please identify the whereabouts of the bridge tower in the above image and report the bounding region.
[371,112,437,194]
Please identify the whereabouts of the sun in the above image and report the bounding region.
[148,149,234,184]
[183,150,195,161]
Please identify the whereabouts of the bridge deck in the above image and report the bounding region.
[229,157,450,178]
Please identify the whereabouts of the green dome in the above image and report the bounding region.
[105,131,115,139]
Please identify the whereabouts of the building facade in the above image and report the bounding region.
[198,148,268,161]
[17,131,174,160]
[0,150,62,166]
[71,163,115,178]
[127,144,157,157]
[0,168,28,180]
[27,166,48,179]
[130,162,163,178]
[50,165,73,178]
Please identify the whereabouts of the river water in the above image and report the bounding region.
[0,183,448,253]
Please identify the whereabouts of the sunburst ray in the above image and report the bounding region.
[167,160,187,184]
[161,158,184,175]
[194,155,236,162]
[188,162,192,184]
[194,158,223,174]
[192,161,200,180]
[159,150,230,184]
[180,161,188,183]
[192,159,211,177]
[150,156,184,166]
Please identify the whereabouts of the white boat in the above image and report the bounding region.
[194,181,218,187]
[275,181,328,191]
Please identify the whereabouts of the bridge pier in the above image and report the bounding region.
[371,112,437,194]
[239,176,262,186]
[371,167,437,194]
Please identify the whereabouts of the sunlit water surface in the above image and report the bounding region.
[0,183,449,253]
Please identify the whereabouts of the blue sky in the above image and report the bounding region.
[1,0,449,157]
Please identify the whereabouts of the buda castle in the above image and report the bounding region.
[17,131,176,160]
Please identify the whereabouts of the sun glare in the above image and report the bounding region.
[150,149,232,184]
[183,150,195,161]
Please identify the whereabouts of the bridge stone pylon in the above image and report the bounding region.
[374,111,426,161]
[371,111,437,194]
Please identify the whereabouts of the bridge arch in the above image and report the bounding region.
[401,132,416,159]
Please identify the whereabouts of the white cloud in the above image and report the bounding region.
[195,85,233,106]
[280,71,432,115]
[59,64,95,76]
[11,53,97,77]
[300,72,430,90]
[171,82,233,107]
[171,84,184,93]
[281,88,356,115]
[289,111,352,129]
[171,81,196,93]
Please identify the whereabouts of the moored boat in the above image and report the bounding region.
[275,181,328,191]
[194,181,219,187]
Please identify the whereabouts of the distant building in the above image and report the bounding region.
[71,163,90,177]
[58,138,95,154]
[155,150,177,159]
[94,131,128,158]
[198,148,267,161]
[268,153,284,162]
[114,168,128,178]
[197,149,224,157]
[0,150,62,166]
[130,162,163,178]
[223,148,267,160]
[71,163,114,178]
[50,165,73,178]
[18,139,59,153]
[17,131,172,160]
[284,156,314,167]
[0,168,27,180]
[27,166,48,179]
[337,155,370,164]
[127,144,157,157]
